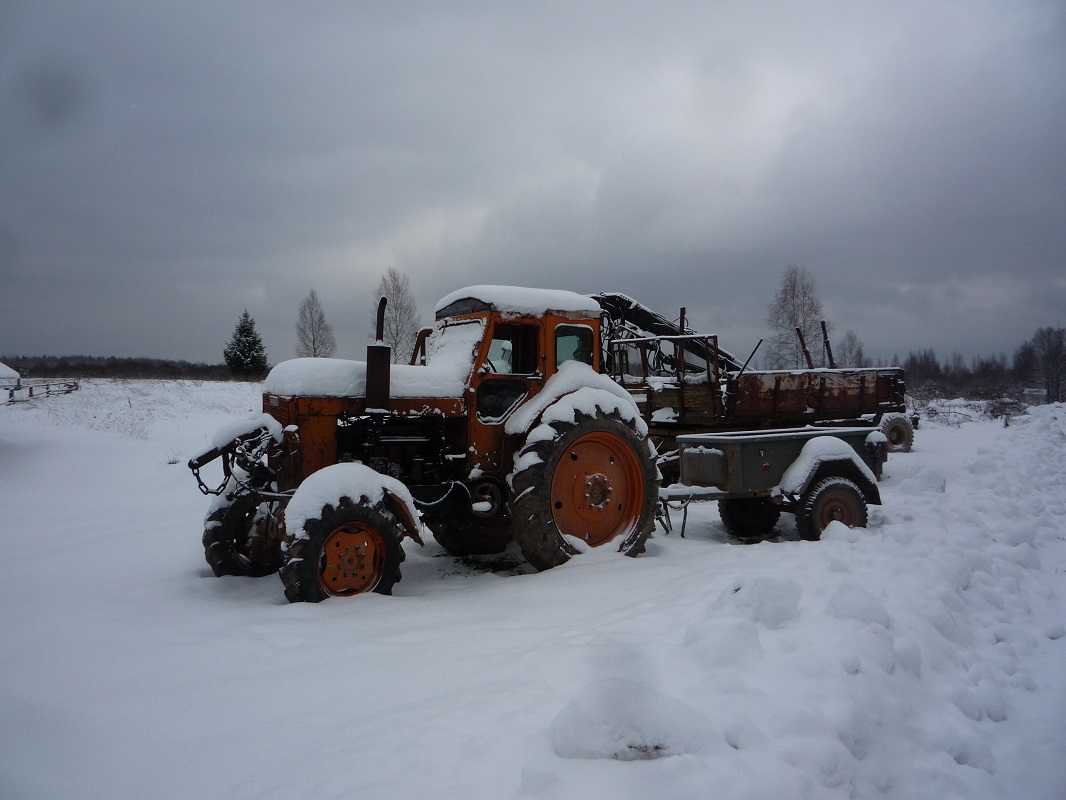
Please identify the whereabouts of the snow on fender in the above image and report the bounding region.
[506,362,660,571]
[778,436,878,497]
[279,463,420,601]
[504,360,648,439]
[283,462,421,546]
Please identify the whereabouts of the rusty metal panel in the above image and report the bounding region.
[731,372,808,419]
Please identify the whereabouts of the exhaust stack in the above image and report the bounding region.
[366,296,391,410]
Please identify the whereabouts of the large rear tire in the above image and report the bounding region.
[280,498,405,602]
[202,493,281,577]
[795,476,868,541]
[509,409,658,571]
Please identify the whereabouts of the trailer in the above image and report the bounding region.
[663,426,887,540]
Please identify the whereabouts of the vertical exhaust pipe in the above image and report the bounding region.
[366,296,391,410]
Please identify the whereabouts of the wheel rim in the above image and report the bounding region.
[814,487,862,530]
[887,422,905,446]
[550,430,644,546]
[318,523,387,595]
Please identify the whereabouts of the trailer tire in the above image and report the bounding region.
[280,497,404,602]
[880,414,914,453]
[202,494,281,577]
[509,408,658,571]
[796,476,868,541]
[718,498,782,540]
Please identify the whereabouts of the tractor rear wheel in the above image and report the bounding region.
[202,493,281,577]
[509,408,658,571]
[795,476,868,541]
[280,498,405,602]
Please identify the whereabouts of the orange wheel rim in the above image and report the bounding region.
[815,489,861,529]
[319,523,386,595]
[550,430,644,547]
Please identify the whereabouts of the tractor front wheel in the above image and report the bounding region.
[202,493,281,577]
[280,498,405,602]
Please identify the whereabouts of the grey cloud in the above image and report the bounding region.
[2,1,1063,364]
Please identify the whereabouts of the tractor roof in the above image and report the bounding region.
[435,285,601,320]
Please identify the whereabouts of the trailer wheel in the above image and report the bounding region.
[718,498,782,541]
[280,498,404,602]
[509,408,658,571]
[202,494,281,577]
[795,476,868,541]
[880,414,914,453]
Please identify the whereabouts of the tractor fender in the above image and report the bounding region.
[777,437,881,505]
[382,488,424,546]
[282,462,425,546]
[503,360,646,439]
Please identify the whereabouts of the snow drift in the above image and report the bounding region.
[1,380,1064,800]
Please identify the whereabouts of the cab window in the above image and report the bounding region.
[485,323,538,375]
[556,325,595,369]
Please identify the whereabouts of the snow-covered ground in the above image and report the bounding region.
[1,380,1064,800]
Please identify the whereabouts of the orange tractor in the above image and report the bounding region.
[189,287,660,601]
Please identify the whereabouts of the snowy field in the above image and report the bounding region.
[2,379,1065,800]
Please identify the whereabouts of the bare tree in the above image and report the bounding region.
[765,264,830,369]
[836,330,867,368]
[296,289,337,358]
[374,267,422,363]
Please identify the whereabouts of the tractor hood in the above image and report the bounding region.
[264,318,484,400]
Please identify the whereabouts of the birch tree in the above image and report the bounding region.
[373,268,422,363]
[296,289,337,358]
[765,265,830,369]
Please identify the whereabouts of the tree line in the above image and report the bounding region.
[899,329,1065,402]
[2,354,231,380]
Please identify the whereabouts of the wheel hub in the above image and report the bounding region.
[319,523,385,595]
[584,472,612,509]
[550,430,644,547]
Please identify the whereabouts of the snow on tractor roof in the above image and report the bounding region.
[435,285,601,319]
[264,318,484,399]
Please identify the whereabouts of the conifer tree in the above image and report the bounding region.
[224,309,269,378]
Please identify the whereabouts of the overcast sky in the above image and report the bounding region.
[2,1,1064,366]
